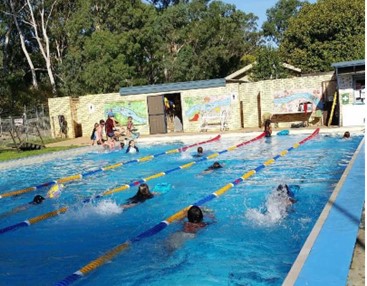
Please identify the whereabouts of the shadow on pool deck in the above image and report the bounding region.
[45,126,364,285]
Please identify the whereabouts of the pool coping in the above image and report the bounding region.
[283,137,365,285]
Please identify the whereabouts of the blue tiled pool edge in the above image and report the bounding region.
[283,137,365,286]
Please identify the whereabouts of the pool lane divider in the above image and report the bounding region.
[0,135,221,199]
[54,128,320,286]
[0,133,265,234]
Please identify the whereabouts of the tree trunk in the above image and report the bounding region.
[26,0,57,95]
[9,0,38,89]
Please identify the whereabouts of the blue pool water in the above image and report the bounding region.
[0,132,363,286]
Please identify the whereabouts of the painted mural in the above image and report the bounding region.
[184,95,231,130]
[104,101,147,125]
[273,89,323,113]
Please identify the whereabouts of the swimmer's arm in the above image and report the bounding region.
[289,197,296,204]
[201,169,213,175]
[120,202,138,209]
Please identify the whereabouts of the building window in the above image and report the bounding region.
[354,76,365,104]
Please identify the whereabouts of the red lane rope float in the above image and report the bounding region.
[0,133,265,235]
[0,135,221,199]
[54,129,319,286]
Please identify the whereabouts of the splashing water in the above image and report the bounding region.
[245,190,293,226]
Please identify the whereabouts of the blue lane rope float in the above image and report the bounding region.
[0,135,221,199]
[0,133,265,235]
[54,128,320,286]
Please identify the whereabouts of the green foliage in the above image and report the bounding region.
[0,146,79,162]
[279,0,365,73]
[154,0,259,82]
[1,0,364,104]
[262,0,306,45]
[250,46,291,81]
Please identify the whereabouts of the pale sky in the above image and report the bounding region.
[220,0,317,27]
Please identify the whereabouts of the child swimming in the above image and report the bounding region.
[121,183,154,208]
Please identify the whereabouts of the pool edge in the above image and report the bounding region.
[283,137,365,286]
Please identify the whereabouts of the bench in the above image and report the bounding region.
[271,111,312,127]
[200,114,228,132]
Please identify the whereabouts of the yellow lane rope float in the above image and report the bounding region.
[0,135,221,199]
[54,128,319,286]
[0,133,265,234]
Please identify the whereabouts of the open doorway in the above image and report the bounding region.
[163,93,183,133]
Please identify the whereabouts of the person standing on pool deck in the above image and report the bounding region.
[126,116,140,139]
[96,119,106,145]
[90,122,99,145]
[105,112,123,140]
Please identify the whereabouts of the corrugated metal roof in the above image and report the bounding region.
[331,59,365,68]
[119,78,226,96]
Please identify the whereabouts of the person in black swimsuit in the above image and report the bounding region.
[121,183,154,208]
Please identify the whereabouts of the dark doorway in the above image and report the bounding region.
[163,93,183,133]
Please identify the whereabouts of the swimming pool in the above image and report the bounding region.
[0,131,363,286]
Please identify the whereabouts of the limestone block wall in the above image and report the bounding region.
[48,73,338,138]
[77,92,153,138]
[48,97,74,138]
[181,83,241,133]
[239,73,334,128]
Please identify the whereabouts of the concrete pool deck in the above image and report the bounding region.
[1,126,365,285]
[283,137,365,286]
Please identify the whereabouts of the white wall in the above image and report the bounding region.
[341,104,366,126]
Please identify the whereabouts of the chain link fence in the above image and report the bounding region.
[0,105,51,149]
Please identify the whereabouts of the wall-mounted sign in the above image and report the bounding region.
[341,93,349,105]
[14,118,23,126]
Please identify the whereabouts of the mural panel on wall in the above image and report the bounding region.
[273,89,323,113]
[184,95,231,130]
[104,101,147,125]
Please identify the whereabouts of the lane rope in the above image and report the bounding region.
[0,135,220,199]
[54,129,319,286]
[0,133,265,234]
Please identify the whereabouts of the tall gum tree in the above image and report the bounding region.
[24,0,58,95]
[8,0,39,90]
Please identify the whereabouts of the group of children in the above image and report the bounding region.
[90,113,140,152]
[39,126,349,249]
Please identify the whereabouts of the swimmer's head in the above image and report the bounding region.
[276,184,290,196]
[343,131,350,138]
[197,147,203,154]
[138,183,151,197]
[32,195,45,204]
[187,206,203,223]
[212,162,222,169]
